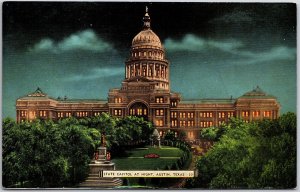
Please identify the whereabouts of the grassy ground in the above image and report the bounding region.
[112,146,184,170]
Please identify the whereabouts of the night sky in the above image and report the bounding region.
[3,2,296,119]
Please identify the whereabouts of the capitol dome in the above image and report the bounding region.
[132,29,162,48]
[131,7,163,49]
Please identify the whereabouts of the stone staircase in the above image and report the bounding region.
[79,174,123,188]
[79,146,123,188]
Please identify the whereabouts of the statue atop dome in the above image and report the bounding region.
[143,6,151,29]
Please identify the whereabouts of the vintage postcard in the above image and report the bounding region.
[2,2,296,189]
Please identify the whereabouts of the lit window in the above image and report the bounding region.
[188,121,194,127]
[171,120,177,127]
[218,112,225,118]
[156,97,164,103]
[66,112,72,117]
[155,120,163,127]
[171,112,177,118]
[156,110,159,116]
[242,111,249,117]
[21,111,27,117]
[252,111,260,117]
[39,110,47,117]
[263,111,271,117]
[130,109,135,115]
[58,112,63,118]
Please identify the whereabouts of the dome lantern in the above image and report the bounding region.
[143,6,151,29]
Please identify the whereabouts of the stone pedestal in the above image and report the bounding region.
[79,147,122,188]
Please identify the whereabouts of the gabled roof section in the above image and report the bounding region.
[27,87,47,97]
[239,86,276,99]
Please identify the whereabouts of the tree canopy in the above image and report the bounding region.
[186,112,296,189]
[3,113,154,188]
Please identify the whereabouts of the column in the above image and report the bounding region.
[146,63,149,77]
[159,64,162,79]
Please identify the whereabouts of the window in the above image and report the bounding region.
[156,119,163,127]
[156,109,164,116]
[179,112,186,118]
[114,97,122,103]
[187,121,194,127]
[171,101,177,107]
[218,112,225,118]
[66,112,72,117]
[200,121,212,127]
[114,109,122,116]
[252,111,260,117]
[39,110,47,117]
[242,111,249,117]
[187,112,194,118]
[171,120,177,127]
[137,108,142,115]
[179,121,186,127]
[171,112,177,118]
[76,112,88,117]
[21,110,27,117]
[58,112,63,118]
[228,112,234,118]
[156,97,164,103]
[263,111,271,117]
[130,109,135,115]
[188,131,194,139]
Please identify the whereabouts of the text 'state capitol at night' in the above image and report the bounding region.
[16,9,280,140]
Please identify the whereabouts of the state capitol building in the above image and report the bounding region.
[16,9,280,140]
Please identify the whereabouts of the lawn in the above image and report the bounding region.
[112,146,184,170]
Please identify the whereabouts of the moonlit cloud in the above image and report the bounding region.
[209,10,255,24]
[30,29,114,53]
[164,34,243,52]
[63,67,123,81]
[237,46,296,64]
[164,34,296,65]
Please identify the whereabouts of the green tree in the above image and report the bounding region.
[188,113,296,189]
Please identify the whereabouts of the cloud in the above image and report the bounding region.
[164,34,243,52]
[236,46,296,65]
[209,10,255,24]
[164,34,296,64]
[30,29,114,53]
[63,67,123,81]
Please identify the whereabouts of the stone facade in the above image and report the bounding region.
[16,9,280,140]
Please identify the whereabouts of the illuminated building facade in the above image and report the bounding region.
[16,9,280,140]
